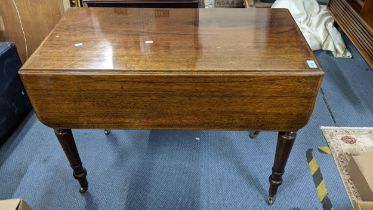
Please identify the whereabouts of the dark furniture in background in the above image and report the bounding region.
[328,0,373,68]
[0,42,32,147]
[83,0,199,7]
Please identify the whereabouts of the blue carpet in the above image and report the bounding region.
[315,36,373,126]
[1,35,372,209]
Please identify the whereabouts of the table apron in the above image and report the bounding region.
[20,73,322,131]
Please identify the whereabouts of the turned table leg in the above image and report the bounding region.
[267,131,297,205]
[54,129,88,193]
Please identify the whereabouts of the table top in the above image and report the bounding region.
[21,8,321,74]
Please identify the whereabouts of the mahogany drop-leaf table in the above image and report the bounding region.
[20,8,323,204]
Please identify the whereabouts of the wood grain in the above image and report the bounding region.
[22,8,320,72]
[20,8,323,131]
[20,72,322,130]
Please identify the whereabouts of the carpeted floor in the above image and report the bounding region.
[1,32,372,209]
[321,127,373,204]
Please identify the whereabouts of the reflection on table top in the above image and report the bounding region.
[22,8,321,73]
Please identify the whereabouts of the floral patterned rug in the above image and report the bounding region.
[321,127,373,204]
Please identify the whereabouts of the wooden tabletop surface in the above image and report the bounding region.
[21,8,321,74]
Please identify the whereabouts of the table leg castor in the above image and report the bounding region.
[79,186,88,193]
[249,131,260,139]
[267,195,275,205]
[104,129,111,135]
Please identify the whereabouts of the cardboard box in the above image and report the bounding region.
[0,199,32,210]
[347,150,373,202]
[353,200,373,210]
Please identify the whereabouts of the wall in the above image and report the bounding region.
[0,0,70,63]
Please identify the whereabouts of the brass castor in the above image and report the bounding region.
[249,131,260,139]
[79,186,88,193]
[267,196,275,205]
[104,129,111,136]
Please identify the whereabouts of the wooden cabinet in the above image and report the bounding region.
[0,0,69,63]
[328,0,373,68]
